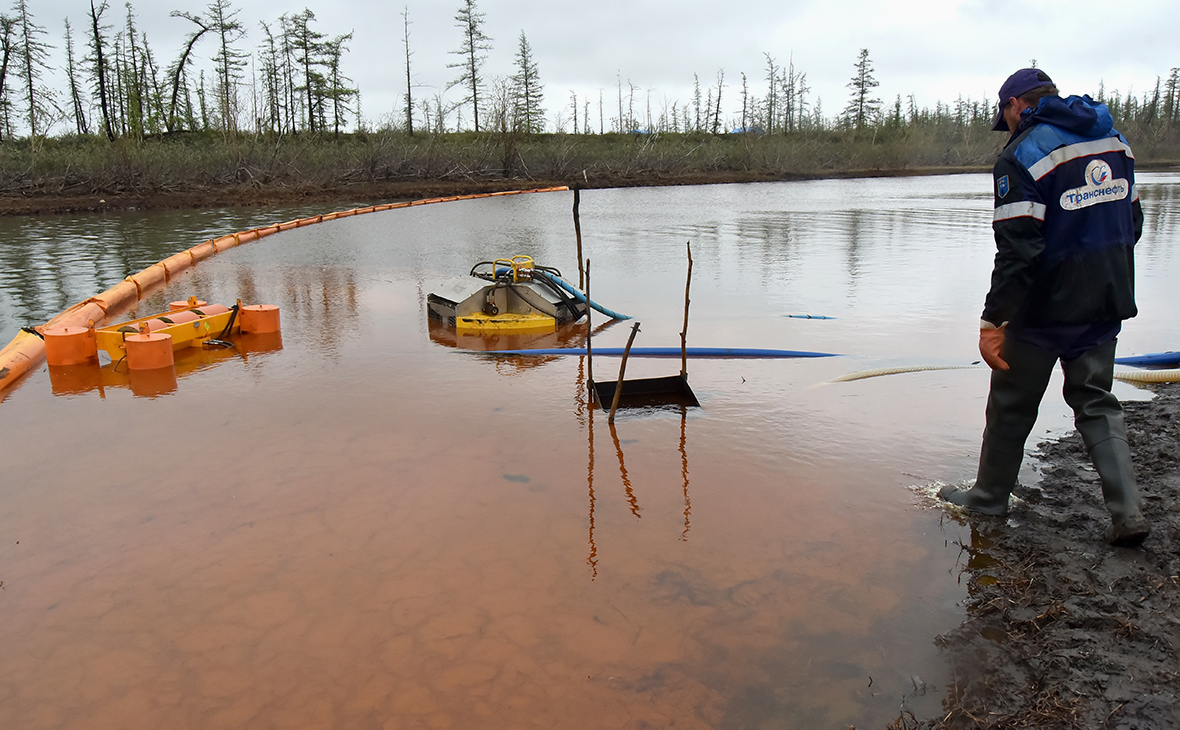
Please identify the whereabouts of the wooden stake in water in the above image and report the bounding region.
[574,188,585,290]
[585,259,594,402]
[681,241,693,380]
[609,321,641,422]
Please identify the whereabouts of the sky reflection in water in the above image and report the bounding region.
[1,174,1178,729]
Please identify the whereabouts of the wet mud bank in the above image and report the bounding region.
[909,385,1180,729]
[0,168,992,217]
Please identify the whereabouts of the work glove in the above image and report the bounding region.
[979,324,1009,371]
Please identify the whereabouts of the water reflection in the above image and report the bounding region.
[429,320,609,379]
[1139,178,1179,241]
[275,267,359,359]
[579,348,695,580]
[609,420,643,519]
[1,175,1179,729]
[844,209,867,284]
[678,407,692,541]
[126,366,180,398]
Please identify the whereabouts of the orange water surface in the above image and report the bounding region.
[2,176,1178,728]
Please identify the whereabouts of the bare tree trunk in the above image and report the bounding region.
[89,0,114,139]
[402,7,413,135]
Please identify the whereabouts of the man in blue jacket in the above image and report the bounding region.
[938,68,1150,547]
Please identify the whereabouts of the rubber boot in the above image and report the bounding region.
[1061,341,1150,547]
[940,338,1057,516]
[1089,437,1150,546]
[939,433,1025,516]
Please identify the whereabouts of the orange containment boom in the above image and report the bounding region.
[0,186,569,395]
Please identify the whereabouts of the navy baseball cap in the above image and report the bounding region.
[992,68,1055,131]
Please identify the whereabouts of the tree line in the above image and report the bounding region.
[0,0,1176,145]
[0,0,356,142]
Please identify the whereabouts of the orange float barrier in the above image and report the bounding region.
[46,301,108,331]
[171,298,207,311]
[159,252,193,279]
[193,304,231,317]
[188,240,216,262]
[0,330,48,391]
[128,264,168,295]
[239,304,281,334]
[43,326,99,366]
[161,310,200,325]
[142,319,171,332]
[124,333,175,370]
[216,235,243,252]
[0,185,570,396]
[93,280,140,314]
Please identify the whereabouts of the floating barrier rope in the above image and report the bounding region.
[0,186,569,394]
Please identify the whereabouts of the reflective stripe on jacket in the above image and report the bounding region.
[983,94,1142,331]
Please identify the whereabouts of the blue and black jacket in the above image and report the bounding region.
[983,94,1142,340]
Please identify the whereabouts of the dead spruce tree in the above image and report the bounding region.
[447,0,491,132]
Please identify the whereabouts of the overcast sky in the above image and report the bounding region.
[26,0,1180,132]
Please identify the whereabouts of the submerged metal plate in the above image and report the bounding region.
[591,375,700,410]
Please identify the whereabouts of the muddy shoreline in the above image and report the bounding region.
[0,168,992,217]
[3,163,1175,218]
[907,384,1180,729]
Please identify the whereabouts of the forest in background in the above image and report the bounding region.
[0,0,1176,211]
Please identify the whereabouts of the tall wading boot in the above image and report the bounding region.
[1089,437,1150,546]
[939,432,1026,515]
[1061,341,1150,546]
[940,338,1057,516]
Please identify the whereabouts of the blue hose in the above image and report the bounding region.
[1114,351,1180,368]
[534,271,631,320]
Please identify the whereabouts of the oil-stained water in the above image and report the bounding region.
[1,174,1178,729]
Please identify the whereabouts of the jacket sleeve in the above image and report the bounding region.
[981,155,1045,327]
[1132,197,1144,243]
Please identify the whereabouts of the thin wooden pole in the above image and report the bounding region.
[609,321,641,422]
[574,187,585,290]
[680,241,693,380]
[585,259,594,401]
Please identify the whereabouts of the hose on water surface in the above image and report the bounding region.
[481,346,840,358]
[826,364,1180,385]
[1114,368,1180,384]
[825,364,985,383]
